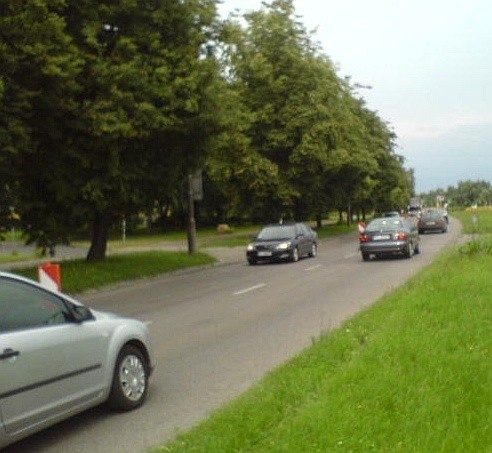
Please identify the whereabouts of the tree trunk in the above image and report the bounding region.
[316,214,322,229]
[87,212,110,262]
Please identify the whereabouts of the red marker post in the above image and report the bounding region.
[358,221,366,242]
[38,262,62,292]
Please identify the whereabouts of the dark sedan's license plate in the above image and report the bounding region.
[258,251,272,257]
[373,234,391,240]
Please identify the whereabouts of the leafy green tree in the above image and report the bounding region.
[1,0,221,260]
[446,180,491,207]
[209,0,409,225]
[0,0,83,251]
[210,0,349,222]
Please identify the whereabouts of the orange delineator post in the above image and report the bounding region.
[38,262,62,292]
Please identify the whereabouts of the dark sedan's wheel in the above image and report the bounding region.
[308,243,317,258]
[247,258,257,265]
[291,247,299,262]
[414,242,421,254]
[404,243,413,259]
[362,252,370,262]
[108,345,149,411]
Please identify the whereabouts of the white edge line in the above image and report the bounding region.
[234,283,266,296]
[304,264,322,271]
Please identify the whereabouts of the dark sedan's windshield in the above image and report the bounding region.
[421,211,442,220]
[257,225,296,240]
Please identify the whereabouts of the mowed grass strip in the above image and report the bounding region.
[157,240,491,452]
[452,208,492,235]
[14,251,215,294]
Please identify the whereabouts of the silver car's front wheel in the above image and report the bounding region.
[108,345,148,411]
[291,247,299,262]
[308,243,317,258]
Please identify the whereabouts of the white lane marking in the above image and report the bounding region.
[234,283,266,296]
[305,264,322,271]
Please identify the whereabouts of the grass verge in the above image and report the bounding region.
[452,208,492,235]
[0,251,37,264]
[13,251,216,294]
[156,241,491,451]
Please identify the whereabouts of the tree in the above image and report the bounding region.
[0,0,83,251]
[1,0,221,261]
[208,0,409,225]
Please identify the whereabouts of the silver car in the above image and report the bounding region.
[359,216,420,261]
[0,271,155,449]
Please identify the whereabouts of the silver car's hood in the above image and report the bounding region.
[91,309,123,320]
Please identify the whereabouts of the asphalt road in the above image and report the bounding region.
[4,218,462,452]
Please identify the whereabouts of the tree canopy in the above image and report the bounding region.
[0,0,417,260]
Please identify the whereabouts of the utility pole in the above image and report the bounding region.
[187,173,197,254]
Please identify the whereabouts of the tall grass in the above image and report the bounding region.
[157,240,491,452]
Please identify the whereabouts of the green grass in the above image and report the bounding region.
[0,251,37,264]
[14,251,216,294]
[70,222,355,251]
[156,240,491,452]
[452,208,492,235]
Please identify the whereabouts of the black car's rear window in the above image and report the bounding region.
[422,211,441,220]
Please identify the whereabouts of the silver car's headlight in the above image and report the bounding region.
[247,244,254,251]
[276,241,291,250]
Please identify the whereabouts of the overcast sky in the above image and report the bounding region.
[218,0,492,193]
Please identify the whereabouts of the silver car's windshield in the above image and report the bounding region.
[367,218,403,231]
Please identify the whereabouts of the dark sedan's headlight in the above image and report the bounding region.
[247,244,254,251]
[276,241,291,250]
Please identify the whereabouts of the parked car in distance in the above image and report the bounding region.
[246,223,318,265]
[418,210,448,234]
[359,216,420,261]
[0,271,155,449]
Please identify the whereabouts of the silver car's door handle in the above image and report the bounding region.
[0,348,20,360]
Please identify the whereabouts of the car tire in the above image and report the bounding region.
[247,258,257,265]
[108,345,149,412]
[404,243,413,259]
[414,242,421,254]
[308,243,317,258]
[362,252,370,262]
[291,247,299,262]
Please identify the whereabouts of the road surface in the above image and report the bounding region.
[4,219,462,452]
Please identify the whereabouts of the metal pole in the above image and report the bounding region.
[187,173,197,254]
[122,218,126,243]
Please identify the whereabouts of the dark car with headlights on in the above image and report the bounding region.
[359,217,420,261]
[246,223,318,265]
[0,271,155,449]
[418,210,448,233]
